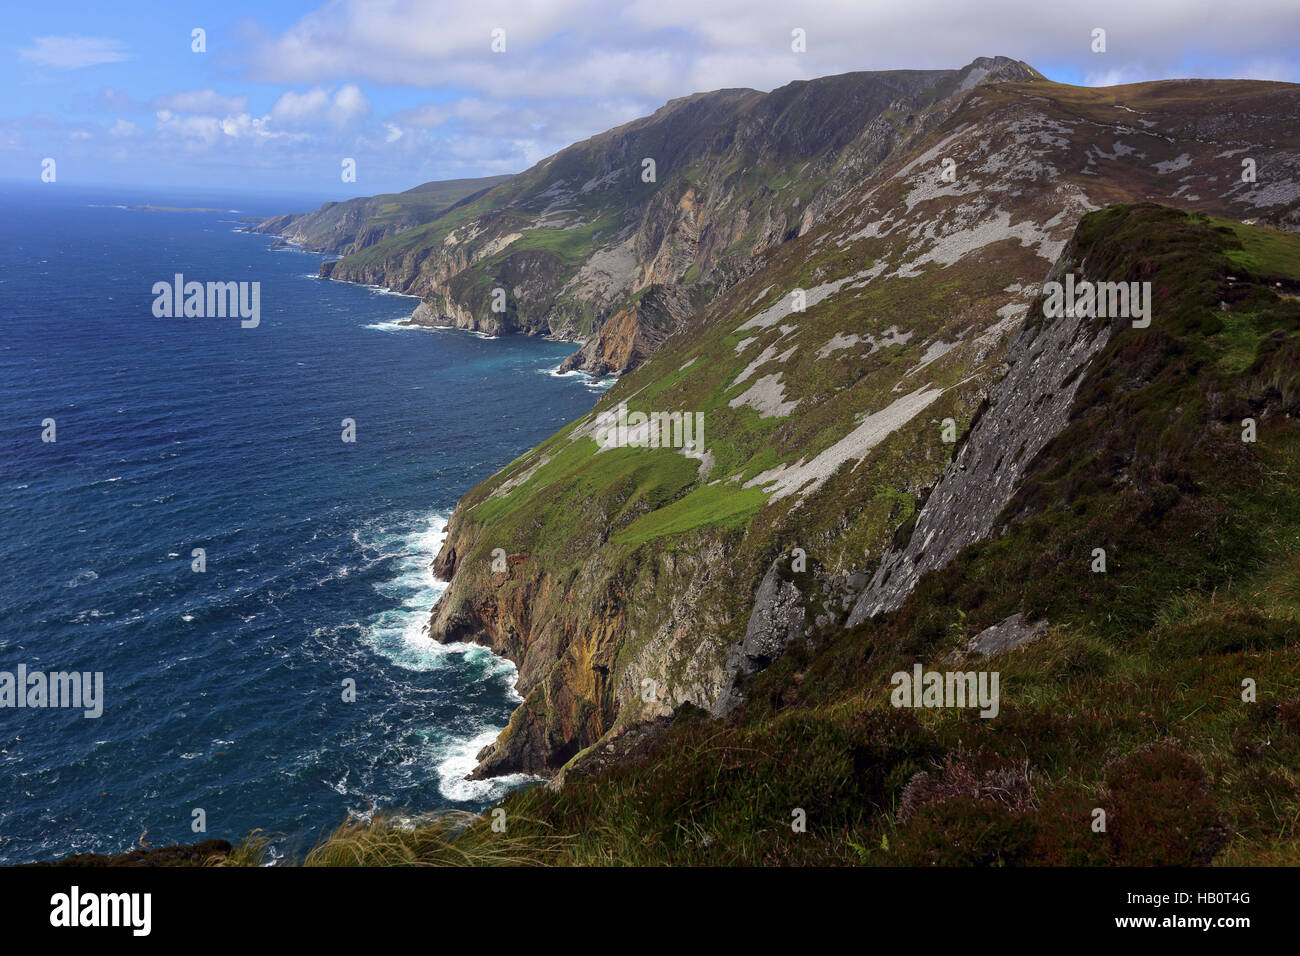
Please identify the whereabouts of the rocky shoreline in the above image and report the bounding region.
[20,840,232,868]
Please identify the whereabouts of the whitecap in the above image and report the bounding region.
[362,321,420,333]
[433,727,542,802]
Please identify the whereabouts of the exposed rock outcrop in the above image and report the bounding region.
[963,613,1050,658]
[557,285,697,375]
[847,235,1117,624]
[712,560,807,716]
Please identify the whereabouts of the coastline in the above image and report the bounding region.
[240,220,601,354]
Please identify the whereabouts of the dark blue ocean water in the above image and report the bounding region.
[0,183,604,864]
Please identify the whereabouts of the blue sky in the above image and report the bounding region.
[3,0,1298,200]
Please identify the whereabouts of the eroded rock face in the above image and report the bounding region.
[847,238,1116,624]
[712,560,871,716]
[429,510,739,777]
[712,561,806,716]
[556,285,696,376]
[738,564,807,671]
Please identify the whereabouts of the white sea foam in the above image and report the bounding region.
[362,320,421,332]
[359,283,420,300]
[362,513,511,681]
[433,727,542,802]
[543,365,615,391]
[355,511,536,799]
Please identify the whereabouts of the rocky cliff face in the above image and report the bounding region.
[554,285,700,375]
[425,66,1300,780]
[319,58,1043,371]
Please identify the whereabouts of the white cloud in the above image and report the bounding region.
[153,90,250,115]
[269,85,370,126]
[392,98,509,129]
[243,0,592,85]
[269,87,332,124]
[154,110,224,147]
[154,107,282,146]
[330,84,370,123]
[390,95,645,151]
[19,35,130,69]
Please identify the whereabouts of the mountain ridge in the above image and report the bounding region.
[254,57,1042,375]
[244,174,512,257]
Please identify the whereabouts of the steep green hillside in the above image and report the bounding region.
[278,205,1300,867]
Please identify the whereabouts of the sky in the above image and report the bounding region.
[3,0,1298,201]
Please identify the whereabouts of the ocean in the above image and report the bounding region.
[0,182,605,864]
